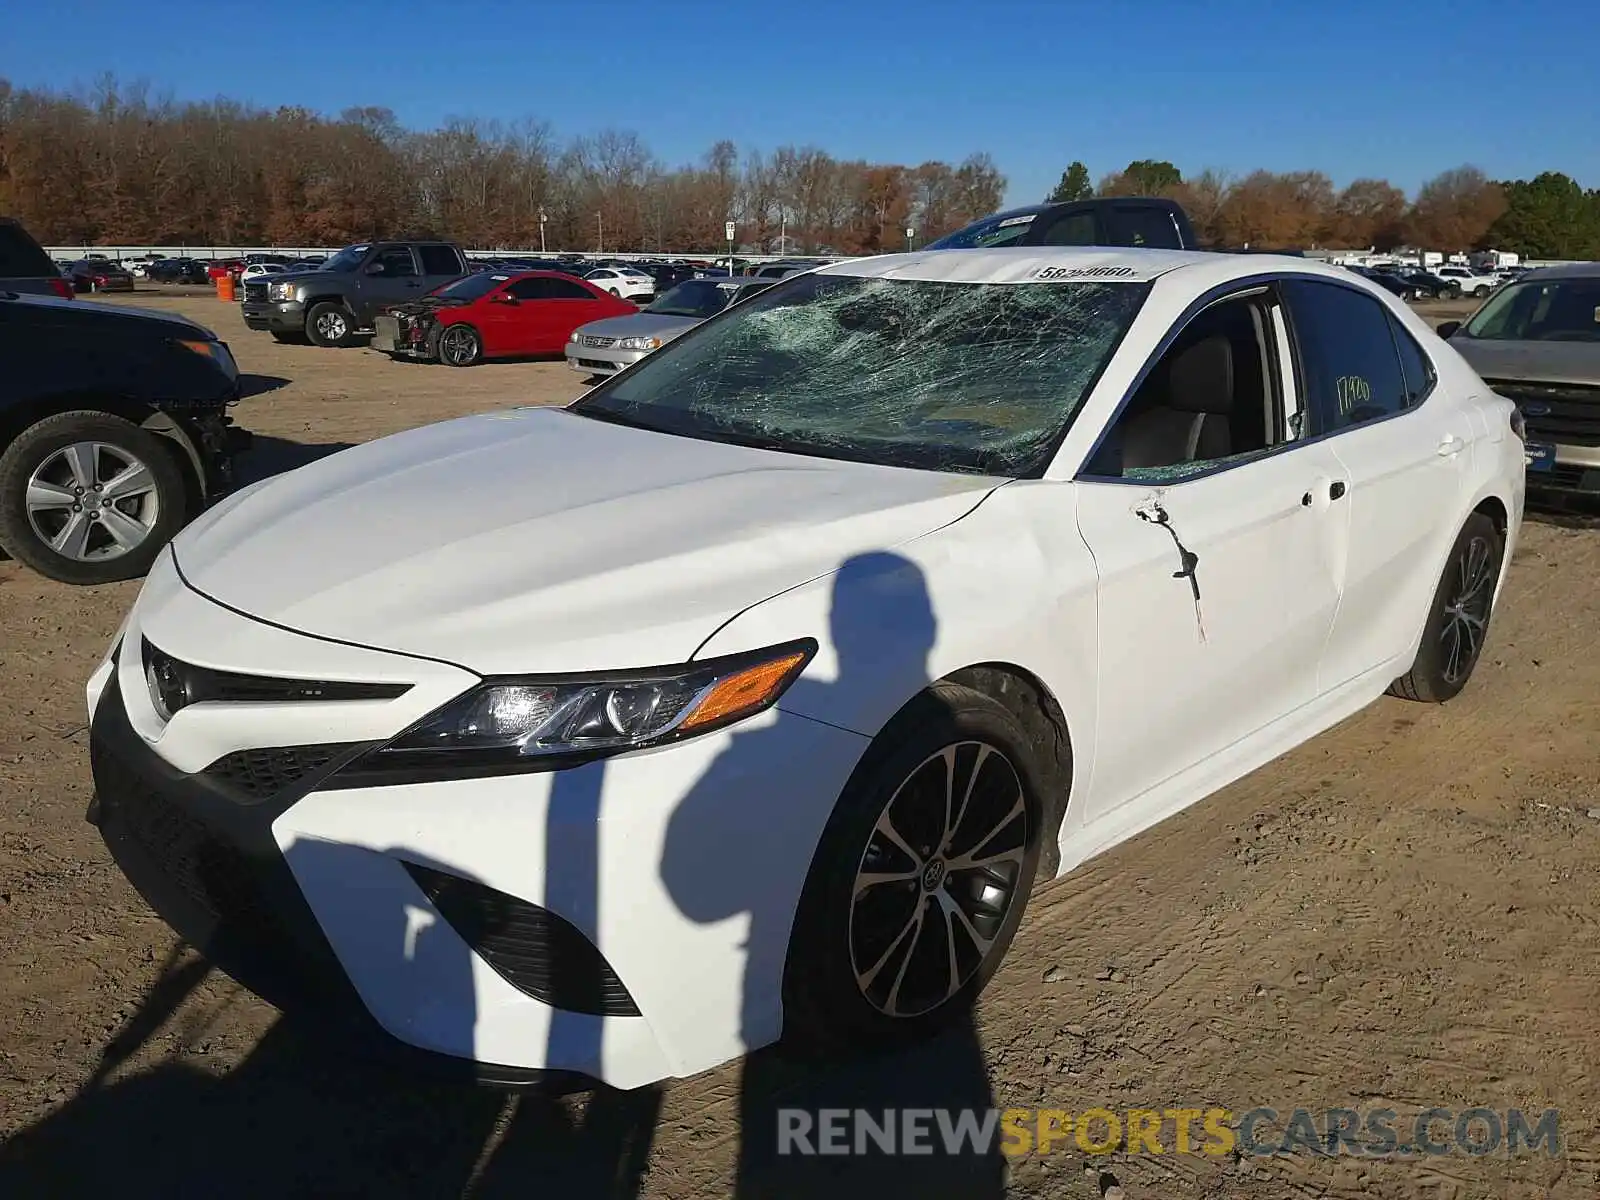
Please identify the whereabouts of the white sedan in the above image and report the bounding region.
[85,247,1524,1090]
[239,262,287,285]
[583,265,655,301]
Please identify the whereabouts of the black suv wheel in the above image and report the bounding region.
[0,411,187,584]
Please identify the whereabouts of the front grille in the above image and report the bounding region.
[403,862,641,1017]
[100,755,281,938]
[243,281,268,303]
[1488,381,1600,447]
[580,334,616,348]
[202,744,350,803]
[576,358,617,372]
[1538,463,1600,492]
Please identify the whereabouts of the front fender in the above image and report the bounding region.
[690,481,1101,839]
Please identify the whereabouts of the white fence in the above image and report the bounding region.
[45,245,834,265]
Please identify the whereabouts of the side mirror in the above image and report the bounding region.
[1435,321,1461,339]
[493,294,518,305]
[364,262,385,275]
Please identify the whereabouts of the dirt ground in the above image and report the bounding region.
[1,288,1597,1199]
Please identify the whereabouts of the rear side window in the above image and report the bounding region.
[1389,316,1436,406]
[419,245,463,275]
[546,279,596,299]
[1282,279,1408,435]
[0,221,56,276]
[1105,206,1182,248]
[1030,210,1098,246]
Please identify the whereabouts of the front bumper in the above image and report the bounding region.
[242,299,307,333]
[1526,441,1600,494]
[86,556,868,1088]
[565,344,651,375]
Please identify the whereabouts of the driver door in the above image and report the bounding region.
[354,245,422,325]
[1073,285,1347,826]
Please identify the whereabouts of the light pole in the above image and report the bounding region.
[905,225,915,252]
[597,211,604,254]
[539,206,547,254]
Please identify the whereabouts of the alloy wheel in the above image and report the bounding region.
[315,310,348,341]
[439,325,477,365]
[848,741,1029,1018]
[24,442,160,562]
[1440,535,1494,684]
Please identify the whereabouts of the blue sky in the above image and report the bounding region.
[5,0,1594,206]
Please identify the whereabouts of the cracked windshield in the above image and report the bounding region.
[575,273,1150,476]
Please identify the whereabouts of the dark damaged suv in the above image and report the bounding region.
[0,290,251,584]
[241,240,469,347]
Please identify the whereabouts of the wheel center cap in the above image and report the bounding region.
[921,858,947,892]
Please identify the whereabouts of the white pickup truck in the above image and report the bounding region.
[1433,265,1501,298]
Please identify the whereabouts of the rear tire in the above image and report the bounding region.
[782,683,1045,1056]
[1389,513,1503,703]
[0,411,188,585]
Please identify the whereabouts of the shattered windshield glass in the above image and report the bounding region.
[572,272,1149,476]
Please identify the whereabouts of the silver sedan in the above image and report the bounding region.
[566,277,776,377]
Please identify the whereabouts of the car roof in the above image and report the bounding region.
[1519,262,1600,281]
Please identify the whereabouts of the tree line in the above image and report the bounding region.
[2,79,1595,259]
[0,79,1002,254]
[1050,159,1600,259]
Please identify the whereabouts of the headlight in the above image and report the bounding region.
[268,280,298,301]
[616,336,662,351]
[341,640,815,783]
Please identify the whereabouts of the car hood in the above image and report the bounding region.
[9,292,215,336]
[575,313,702,341]
[1449,337,1600,387]
[172,407,1000,674]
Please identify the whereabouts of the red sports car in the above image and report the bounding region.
[372,270,635,366]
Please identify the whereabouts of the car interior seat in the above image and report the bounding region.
[1118,334,1235,470]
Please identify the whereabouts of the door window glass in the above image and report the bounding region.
[371,247,417,277]
[1282,279,1408,434]
[1087,292,1285,482]
[418,244,463,274]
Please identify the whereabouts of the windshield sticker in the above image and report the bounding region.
[1032,265,1139,280]
[491,274,509,280]
[997,215,1037,228]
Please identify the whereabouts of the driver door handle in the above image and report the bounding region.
[1437,434,1466,457]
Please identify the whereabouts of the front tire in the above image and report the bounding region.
[0,411,188,585]
[782,683,1045,1055]
[1389,512,1503,703]
[1474,285,1491,298]
[305,301,355,347]
[437,323,483,367]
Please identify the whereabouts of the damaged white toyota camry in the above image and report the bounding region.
[86,247,1524,1089]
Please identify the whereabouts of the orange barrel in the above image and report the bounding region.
[217,274,235,301]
